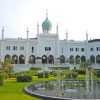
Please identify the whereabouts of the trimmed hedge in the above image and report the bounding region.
[96,70,100,77]
[38,72,49,78]
[66,71,78,79]
[74,68,86,74]
[0,76,4,86]
[16,75,32,82]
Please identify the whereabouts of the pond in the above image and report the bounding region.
[25,80,100,99]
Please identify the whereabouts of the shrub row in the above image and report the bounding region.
[17,75,32,82]
[65,71,78,79]
[74,68,86,74]
[0,76,4,86]
[38,72,49,78]
[96,70,100,77]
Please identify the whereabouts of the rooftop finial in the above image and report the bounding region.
[2,26,4,32]
[27,27,29,39]
[86,30,88,34]
[2,26,4,40]
[37,22,39,35]
[46,9,48,18]
[66,28,68,41]
[56,23,58,34]
[66,28,68,33]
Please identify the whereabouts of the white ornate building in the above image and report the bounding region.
[0,13,100,69]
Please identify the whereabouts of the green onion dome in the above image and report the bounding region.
[42,17,52,30]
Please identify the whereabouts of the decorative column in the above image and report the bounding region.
[86,30,89,60]
[56,23,58,35]
[66,29,68,42]
[37,22,39,35]
[27,27,29,39]
[66,29,69,63]
[0,26,4,62]
[25,28,29,64]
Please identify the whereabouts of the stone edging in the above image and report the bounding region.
[24,82,72,100]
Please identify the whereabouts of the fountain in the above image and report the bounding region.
[24,65,100,99]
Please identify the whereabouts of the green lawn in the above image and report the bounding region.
[0,76,56,100]
[0,74,100,100]
[0,78,41,100]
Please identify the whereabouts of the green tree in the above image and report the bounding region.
[0,60,14,74]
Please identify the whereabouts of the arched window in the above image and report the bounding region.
[60,55,65,63]
[75,55,80,64]
[96,55,100,63]
[42,55,47,63]
[69,55,74,63]
[48,55,54,63]
[12,55,18,64]
[4,55,11,62]
[29,55,35,64]
[81,55,86,62]
[90,55,95,63]
[19,55,25,64]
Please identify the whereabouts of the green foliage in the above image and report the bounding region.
[73,68,86,74]
[49,67,70,70]
[0,72,8,79]
[96,70,100,77]
[78,74,85,79]
[0,76,4,86]
[30,67,42,70]
[19,70,37,76]
[49,71,57,76]
[0,61,14,78]
[38,72,49,78]
[65,71,78,79]
[17,75,32,82]
[0,61,13,70]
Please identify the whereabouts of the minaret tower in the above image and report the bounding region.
[66,29,68,41]
[86,30,88,42]
[2,26,4,40]
[37,22,39,35]
[27,27,29,39]
[86,30,89,60]
[25,28,29,64]
[46,9,48,18]
[56,23,58,34]
[1,26,4,62]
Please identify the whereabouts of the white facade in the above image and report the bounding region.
[0,15,100,66]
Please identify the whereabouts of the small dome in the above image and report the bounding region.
[42,17,52,30]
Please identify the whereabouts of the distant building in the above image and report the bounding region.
[0,12,100,66]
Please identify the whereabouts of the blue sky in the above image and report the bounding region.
[0,0,100,40]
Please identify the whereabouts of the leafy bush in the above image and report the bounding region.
[16,75,32,82]
[65,71,78,79]
[0,73,8,79]
[38,72,49,78]
[74,68,86,74]
[0,76,4,86]
[49,67,70,70]
[96,70,100,77]
[16,70,37,77]
[30,67,42,70]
